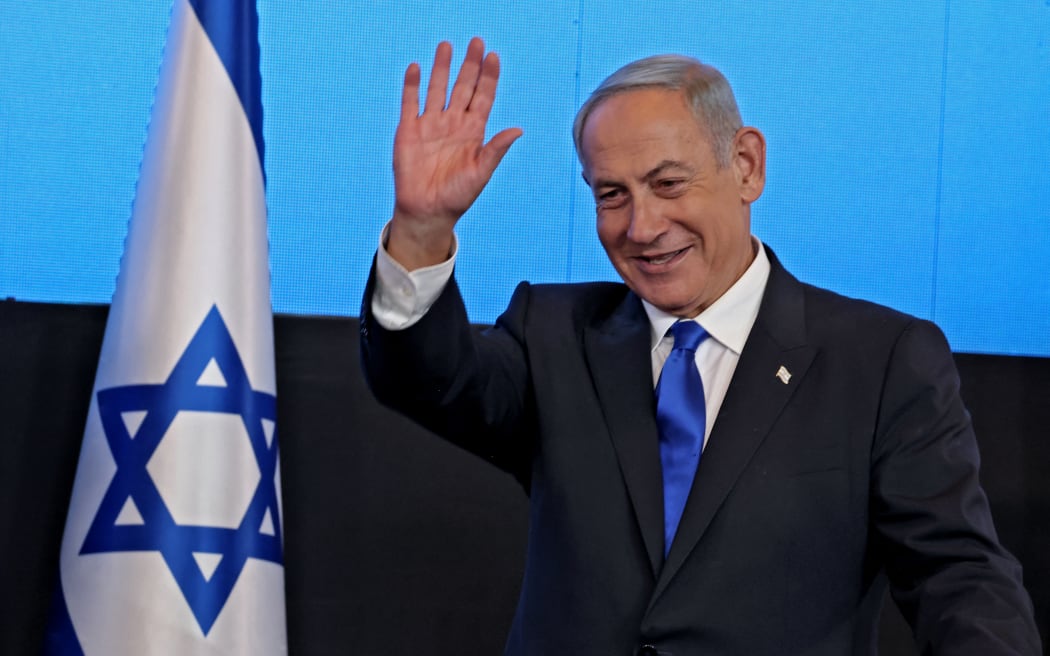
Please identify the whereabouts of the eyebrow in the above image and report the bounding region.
[589,159,695,189]
[642,160,694,181]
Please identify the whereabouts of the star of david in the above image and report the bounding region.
[81,305,282,635]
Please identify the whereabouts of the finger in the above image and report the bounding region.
[479,127,523,175]
[424,41,452,114]
[400,62,421,123]
[467,51,501,118]
[448,37,485,111]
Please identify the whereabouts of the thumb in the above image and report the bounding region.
[479,127,523,177]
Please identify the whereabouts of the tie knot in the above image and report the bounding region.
[669,321,707,353]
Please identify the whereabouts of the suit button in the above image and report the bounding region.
[637,645,660,656]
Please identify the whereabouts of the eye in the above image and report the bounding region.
[654,178,685,194]
[596,187,627,209]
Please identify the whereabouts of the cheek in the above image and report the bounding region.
[689,202,742,250]
[595,212,624,249]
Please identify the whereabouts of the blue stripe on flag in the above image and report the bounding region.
[43,577,85,655]
[187,0,266,168]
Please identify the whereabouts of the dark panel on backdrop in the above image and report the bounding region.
[0,300,1045,654]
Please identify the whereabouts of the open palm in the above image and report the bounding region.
[389,38,521,268]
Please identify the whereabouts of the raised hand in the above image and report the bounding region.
[387,37,522,270]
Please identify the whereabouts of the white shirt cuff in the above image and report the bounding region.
[371,222,457,330]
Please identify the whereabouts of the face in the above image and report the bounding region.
[579,88,765,317]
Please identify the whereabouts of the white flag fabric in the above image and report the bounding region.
[45,0,286,653]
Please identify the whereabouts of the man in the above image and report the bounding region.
[360,37,1041,655]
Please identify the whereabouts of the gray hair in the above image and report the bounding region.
[572,55,743,168]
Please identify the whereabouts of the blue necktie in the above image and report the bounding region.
[655,321,708,557]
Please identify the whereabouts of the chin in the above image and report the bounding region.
[625,274,693,307]
[633,288,694,316]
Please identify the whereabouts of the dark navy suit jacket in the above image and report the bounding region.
[360,249,1040,655]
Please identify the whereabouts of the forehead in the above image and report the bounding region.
[579,88,714,179]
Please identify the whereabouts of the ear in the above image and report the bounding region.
[732,127,766,203]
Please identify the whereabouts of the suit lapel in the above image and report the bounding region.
[583,291,665,576]
[649,253,818,604]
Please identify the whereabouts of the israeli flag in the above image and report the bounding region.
[45,0,286,653]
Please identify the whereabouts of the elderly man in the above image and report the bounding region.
[360,38,1040,655]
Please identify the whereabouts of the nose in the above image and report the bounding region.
[625,196,666,244]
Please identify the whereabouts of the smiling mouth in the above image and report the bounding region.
[639,247,688,266]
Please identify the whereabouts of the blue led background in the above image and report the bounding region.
[1,1,1047,356]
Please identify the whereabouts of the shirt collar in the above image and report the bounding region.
[642,238,771,355]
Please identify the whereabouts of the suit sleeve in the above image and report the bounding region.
[869,319,1041,655]
[359,260,537,481]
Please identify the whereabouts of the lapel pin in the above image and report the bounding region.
[775,365,792,385]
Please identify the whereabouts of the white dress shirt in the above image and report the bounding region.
[371,225,771,451]
[642,241,770,449]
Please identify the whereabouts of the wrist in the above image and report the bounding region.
[386,216,455,271]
